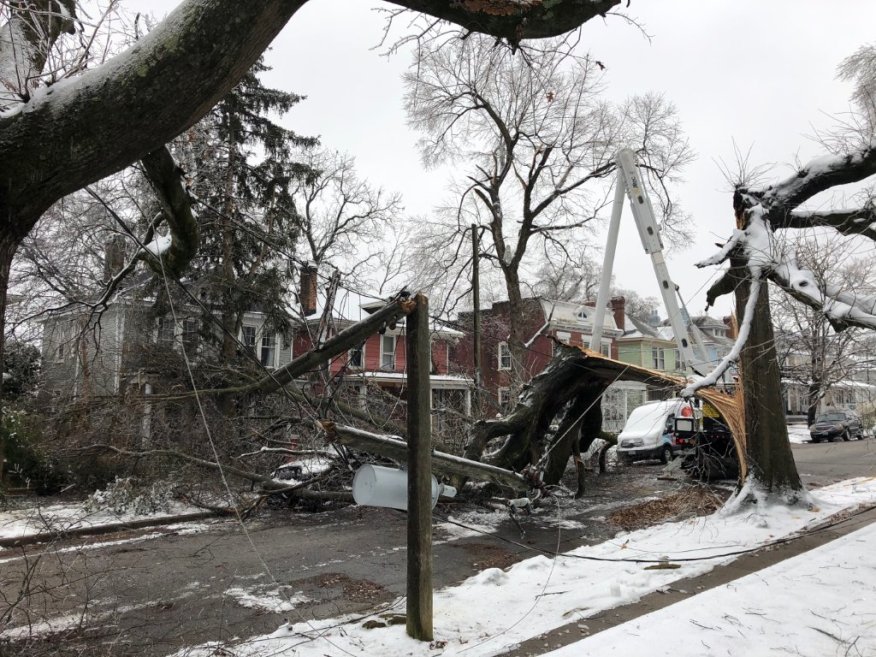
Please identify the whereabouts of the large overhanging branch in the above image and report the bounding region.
[1,0,615,228]
[386,0,619,44]
[226,295,416,398]
[768,263,876,331]
[140,146,199,278]
[781,207,876,242]
[762,142,876,212]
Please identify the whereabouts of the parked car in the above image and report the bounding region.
[809,409,864,442]
[617,399,696,465]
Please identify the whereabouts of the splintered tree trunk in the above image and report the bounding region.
[465,346,617,483]
[737,275,803,493]
[542,388,604,490]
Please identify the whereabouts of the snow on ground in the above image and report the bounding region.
[544,520,876,657]
[169,477,876,657]
[787,423,811,444]
[224,587,313,614]
[0,500,207,543]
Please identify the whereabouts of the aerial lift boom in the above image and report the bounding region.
[589,149,707,375]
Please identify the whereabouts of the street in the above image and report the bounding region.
[0,467,680,657]
[2,439,875,657]
[791,437,876,485]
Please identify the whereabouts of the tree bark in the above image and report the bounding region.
[385,0,619,44]
[736,271,803,493]
[140,146,199,277]
[542,388,601,485]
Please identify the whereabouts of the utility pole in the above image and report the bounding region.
[471,224,482,417]
[406,293,433,640]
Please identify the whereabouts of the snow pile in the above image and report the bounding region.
[224,587,312,614]
[144,233,172,257]
[169,477,876,657]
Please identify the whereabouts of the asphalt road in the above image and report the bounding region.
[0,467,682,657]
[791,436,876,486]
[2,440,872,657]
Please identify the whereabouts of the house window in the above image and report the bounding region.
[157,317,174,345]
[498,387,512,414]
[242,325,256,352]
[260,333,276,367]
[601,342,610,357]
[182,318,199,352]
[652,346,665,370]
[498,342,512,370]
[349,344,364,369]
[381,334,396,370]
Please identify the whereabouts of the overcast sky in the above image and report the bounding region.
[130,0,876,320]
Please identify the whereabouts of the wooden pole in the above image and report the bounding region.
[471,224,482,417]
[406,293,433,640]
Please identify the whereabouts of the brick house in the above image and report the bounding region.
[292,268,473,423]
[454,296,621,416]
[40,267,471,442]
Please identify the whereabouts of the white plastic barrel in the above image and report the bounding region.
[352,465,456,510]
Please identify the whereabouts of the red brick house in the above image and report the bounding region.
[454,297,623,415]
[292,267,472,420]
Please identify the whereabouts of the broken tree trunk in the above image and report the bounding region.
[461,344,746,488]
[319,421,529,492]
[463,344,678,473]
[542,388,602,487]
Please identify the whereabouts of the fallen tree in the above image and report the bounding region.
[319,421,529,492]
[461,343,745,494]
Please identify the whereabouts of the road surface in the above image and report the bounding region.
[0,467,680,657]
[2,439,872,657]
[790,436,876,486]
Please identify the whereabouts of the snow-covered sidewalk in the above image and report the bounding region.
[546,519,876,656]
[167,477,876,657]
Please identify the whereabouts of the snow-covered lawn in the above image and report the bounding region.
[169,477,876,657]
[545,517,876,657]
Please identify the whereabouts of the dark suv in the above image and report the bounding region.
[809,410,864,442]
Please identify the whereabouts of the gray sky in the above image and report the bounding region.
[130,0,876,319]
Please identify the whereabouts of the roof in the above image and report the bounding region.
[537,299,619,332]
[301,286,463,338]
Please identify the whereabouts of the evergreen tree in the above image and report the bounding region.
[168,57,317,363]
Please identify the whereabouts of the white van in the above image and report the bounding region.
[617,399,696,465]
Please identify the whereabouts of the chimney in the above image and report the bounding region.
[723,315,737,340]
[103,235,126,283]
[299,264,318,316]
[610,296,626,332]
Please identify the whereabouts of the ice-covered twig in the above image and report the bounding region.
[682,273,761,397]
[695,229,744,268]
